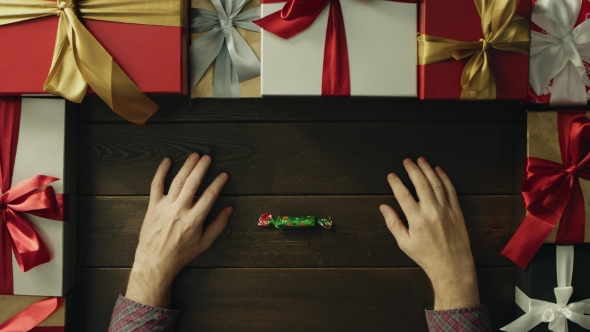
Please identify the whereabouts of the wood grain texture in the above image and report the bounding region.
[77,96,526,123]
[78,123,517,195]
[75,267,514,332]
[77,195,519,268]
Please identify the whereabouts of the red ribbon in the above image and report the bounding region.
[255,0,414,96]
[0,297,64,332]
[502,111,590,268]
[0,98,65,294]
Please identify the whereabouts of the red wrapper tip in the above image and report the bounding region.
[259,213,272,226]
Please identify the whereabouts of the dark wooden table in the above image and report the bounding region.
[72,96,527,331]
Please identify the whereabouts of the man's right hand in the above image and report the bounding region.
[379,157,480,310]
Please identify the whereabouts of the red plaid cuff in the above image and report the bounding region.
[108,294,180,332]
[425,304,492,332]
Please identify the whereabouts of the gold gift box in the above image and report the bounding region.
[528,111,590,242]
[191,0,261,98]
[0,295,65,328]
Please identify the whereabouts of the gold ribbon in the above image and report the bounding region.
[417,0,530,99]
[0,0,185,124]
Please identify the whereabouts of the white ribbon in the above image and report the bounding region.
[529,0,590,105]
[502,246,590,332]
[189,0,260,98]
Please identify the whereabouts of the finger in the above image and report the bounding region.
[417,157,447,205]
[168,153,200,200]
[177,155,213,206]
[435,166,461,212]
[380,204,409,248]
[149,158,171,203]
[403,158,438,205]
[191,172,229,218]
[387,173,419,216]
[199,206,232,250]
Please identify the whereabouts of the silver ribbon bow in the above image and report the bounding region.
[501,246,590,332]
[190,0,260,98]
[529,0,590,105]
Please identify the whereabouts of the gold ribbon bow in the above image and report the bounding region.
[0,0,185,124]
[417,0,530,99]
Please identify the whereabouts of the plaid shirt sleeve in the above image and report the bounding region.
[424,304,492,332]
[108,294,180,332]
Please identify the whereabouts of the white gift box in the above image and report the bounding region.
[260,0,417,97]
[3,98,76,297]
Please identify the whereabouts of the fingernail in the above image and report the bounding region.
[418,157,427,164]
[162,158,170,165]
[379,205,387,214]
[201,155,211,162]
[226,206,234,216]
[387,173,397,179]
[403,158,412,165]
[435,166,442,173]
[219,172,228,179]
[189,153,199,161]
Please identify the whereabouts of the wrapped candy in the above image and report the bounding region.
[258,214,332,230]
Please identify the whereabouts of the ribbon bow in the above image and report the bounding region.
[254,0,351,96]
[501,246,590,332]
[0,99,65,295]
[418,0,530,99]
[0,0,184,124]
[190,0,261,98]
[529,0,590,105]
[0,297,60,332]
[502,112,590,268]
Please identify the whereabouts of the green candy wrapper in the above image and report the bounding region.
[258,213,332,230]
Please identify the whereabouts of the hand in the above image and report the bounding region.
[380,157,480,310]
[126,153,233,308]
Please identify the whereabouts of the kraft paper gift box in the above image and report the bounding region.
[418,0,531,100]
[190,0,261,98]
[0,98,76,297]
[0,0,189,124]
[257,0,417,97]
[502,245,590,332]
[0,296,66,331]
[527,0,590,105]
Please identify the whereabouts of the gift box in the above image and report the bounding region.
[528,0,590,105]
[0,98,76,296]
[418,0,531,100]
[190,0,261,98]
[0,296,65,331]
[0,0,189,124]
[502,245,590,332]
[256,0,417,97]
[502,111,590,268]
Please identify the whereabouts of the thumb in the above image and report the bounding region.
[380,204,409,247]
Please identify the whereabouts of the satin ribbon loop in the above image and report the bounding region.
[417,0,530,99]
[502,112,590,268]
[502,246,590,332]
[190,0,261,98]
[280,0,328,20]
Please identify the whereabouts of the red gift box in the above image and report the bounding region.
[418,0,531,100]
[0,1,188,106]
[528,0,590,104]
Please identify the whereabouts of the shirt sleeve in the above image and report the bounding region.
[108,294,180,332]
[424,304,492,332]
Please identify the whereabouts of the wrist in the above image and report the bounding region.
[125,262,175,308]
[430,267,480,310]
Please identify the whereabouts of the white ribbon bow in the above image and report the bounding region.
[190,0,260,98]
[529,0,590,105]
[502,246,590,332]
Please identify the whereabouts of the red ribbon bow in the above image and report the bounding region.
[0,98,65,295]
[0,297,63,332]
[255,0,351,96]
[502,111,590,268]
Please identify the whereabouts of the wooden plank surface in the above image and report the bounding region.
[75,267,515,332]
[78,122,517,196]
[78,96,525,123]
[77,195,519,268]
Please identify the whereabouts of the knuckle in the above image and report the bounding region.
[151,180,162,189]
[414,180,430,189]
[395,189,412,200]
[171,179,185,189]
[431,181,444,189]
[184,179,198,191]
[203,189,217,200]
